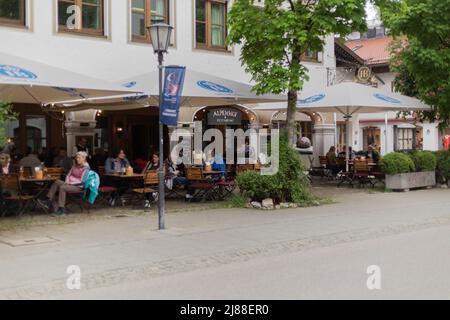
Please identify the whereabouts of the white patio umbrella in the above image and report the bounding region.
[254,82,431,171]
[45,69,286,111]
[0,51,140,105]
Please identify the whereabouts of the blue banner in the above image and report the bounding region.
[160,66,186,126]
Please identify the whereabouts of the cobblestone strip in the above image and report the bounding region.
[2,216,450,299]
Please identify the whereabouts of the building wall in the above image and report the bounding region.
[1,0,335,156]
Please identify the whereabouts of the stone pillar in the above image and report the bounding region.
[65,110,97,157]
[312,124,336,167]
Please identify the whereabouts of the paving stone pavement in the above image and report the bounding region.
[0,188,449,299]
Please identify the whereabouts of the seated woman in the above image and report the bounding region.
[105,149,130,174]
[38,151,90,217]
[0,153,19,175]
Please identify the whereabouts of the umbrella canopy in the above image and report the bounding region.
[254,82,431,172]
[253,82,429,114]
[46,69,286,111]
[0,51,140,105]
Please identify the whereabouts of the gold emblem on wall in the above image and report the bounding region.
[357,66,372,83]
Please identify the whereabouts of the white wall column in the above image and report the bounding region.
[312,124,337,166]
[65,110,97,157]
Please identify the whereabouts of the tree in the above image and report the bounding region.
[0,101,17,147]
[376,0,450,129]
[228,0,367,144]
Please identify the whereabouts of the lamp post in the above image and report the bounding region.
[148,22,173,230]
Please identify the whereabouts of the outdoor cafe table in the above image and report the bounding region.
[102,173,144,206]
[20,176,57,213]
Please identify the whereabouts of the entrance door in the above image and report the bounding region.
[131,125,150,160]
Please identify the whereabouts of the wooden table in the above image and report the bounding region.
[20,176,58,213]
[102,173,144,206]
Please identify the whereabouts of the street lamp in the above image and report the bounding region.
[148,22,173,230]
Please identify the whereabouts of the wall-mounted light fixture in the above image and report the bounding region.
[116,122,124,134]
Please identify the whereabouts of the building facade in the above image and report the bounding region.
[0,0,335,163]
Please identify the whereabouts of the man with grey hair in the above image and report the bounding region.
[38,151,90,216]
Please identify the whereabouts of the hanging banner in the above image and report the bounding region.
[160,66,186,126]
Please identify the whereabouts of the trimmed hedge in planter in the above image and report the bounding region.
[380,151,437,191]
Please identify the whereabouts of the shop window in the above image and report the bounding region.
[131,0,170,43]
[58,0,104,36]
[394,127,415,151]
[0,0,26,27]
[195,0,227,50]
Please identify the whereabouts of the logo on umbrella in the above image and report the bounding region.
[374,93,401,104]
[122,81,137,88]
[0,65,37,80]
[297,94,326,105]
[197,81,233,94]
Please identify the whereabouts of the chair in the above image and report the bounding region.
[237,164,255,173]
[95,167,118,206]
[186,167,215,202]
[353,159,376,188]
[45,167,64,179]
[131,170,159,209]
[0,174,34,217]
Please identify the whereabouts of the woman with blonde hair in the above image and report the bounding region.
[38,151,90,216]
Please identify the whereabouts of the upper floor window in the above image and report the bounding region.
[195,0,227,50]
[131,0,169,43]
[303,49,319,62]
[0,0,26,27]
[58,0,104,36]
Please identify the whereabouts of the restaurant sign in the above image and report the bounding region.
[207,108,242,125]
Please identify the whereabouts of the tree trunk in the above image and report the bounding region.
[287,89,298,146]
[286,51,301,146]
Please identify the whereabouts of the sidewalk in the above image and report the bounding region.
[0,188,449,299]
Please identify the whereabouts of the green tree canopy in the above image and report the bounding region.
[228,0,367,143]
[377,0,450,129]
[0,101,17,147]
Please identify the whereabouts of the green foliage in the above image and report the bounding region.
[379,152,416,175]
[407,151,437,172]
[236,135,313,204]
[0,101,17,147]
[434,151,450,183]
[228,0,367,142]
[224,194,248,208]
[376,0,450,128]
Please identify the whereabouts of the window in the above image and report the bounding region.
[0,0,25,27]
[26,115,47,154]
[395,127,416,151]
[58,0,104,36]
[131,0,169,42]
[303,49,319,62]
[196,0,227,50]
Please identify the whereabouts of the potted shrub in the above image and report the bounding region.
[380,151,437,191]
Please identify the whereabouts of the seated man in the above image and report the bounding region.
[366,145,380,163]
[165,155,194,200]
[19,147,41,169]
[53,147,73,173]
[326,146,340,175]
[205,150,226,180]
[38,151,90,217]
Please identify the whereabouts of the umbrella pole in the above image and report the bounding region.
[345,115,351,172]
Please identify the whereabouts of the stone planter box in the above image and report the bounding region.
[385,171,436,191]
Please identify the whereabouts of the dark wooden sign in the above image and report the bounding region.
[207,108,242,125]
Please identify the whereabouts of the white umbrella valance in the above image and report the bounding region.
[46,69,286,111]
[0,51,140,105]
